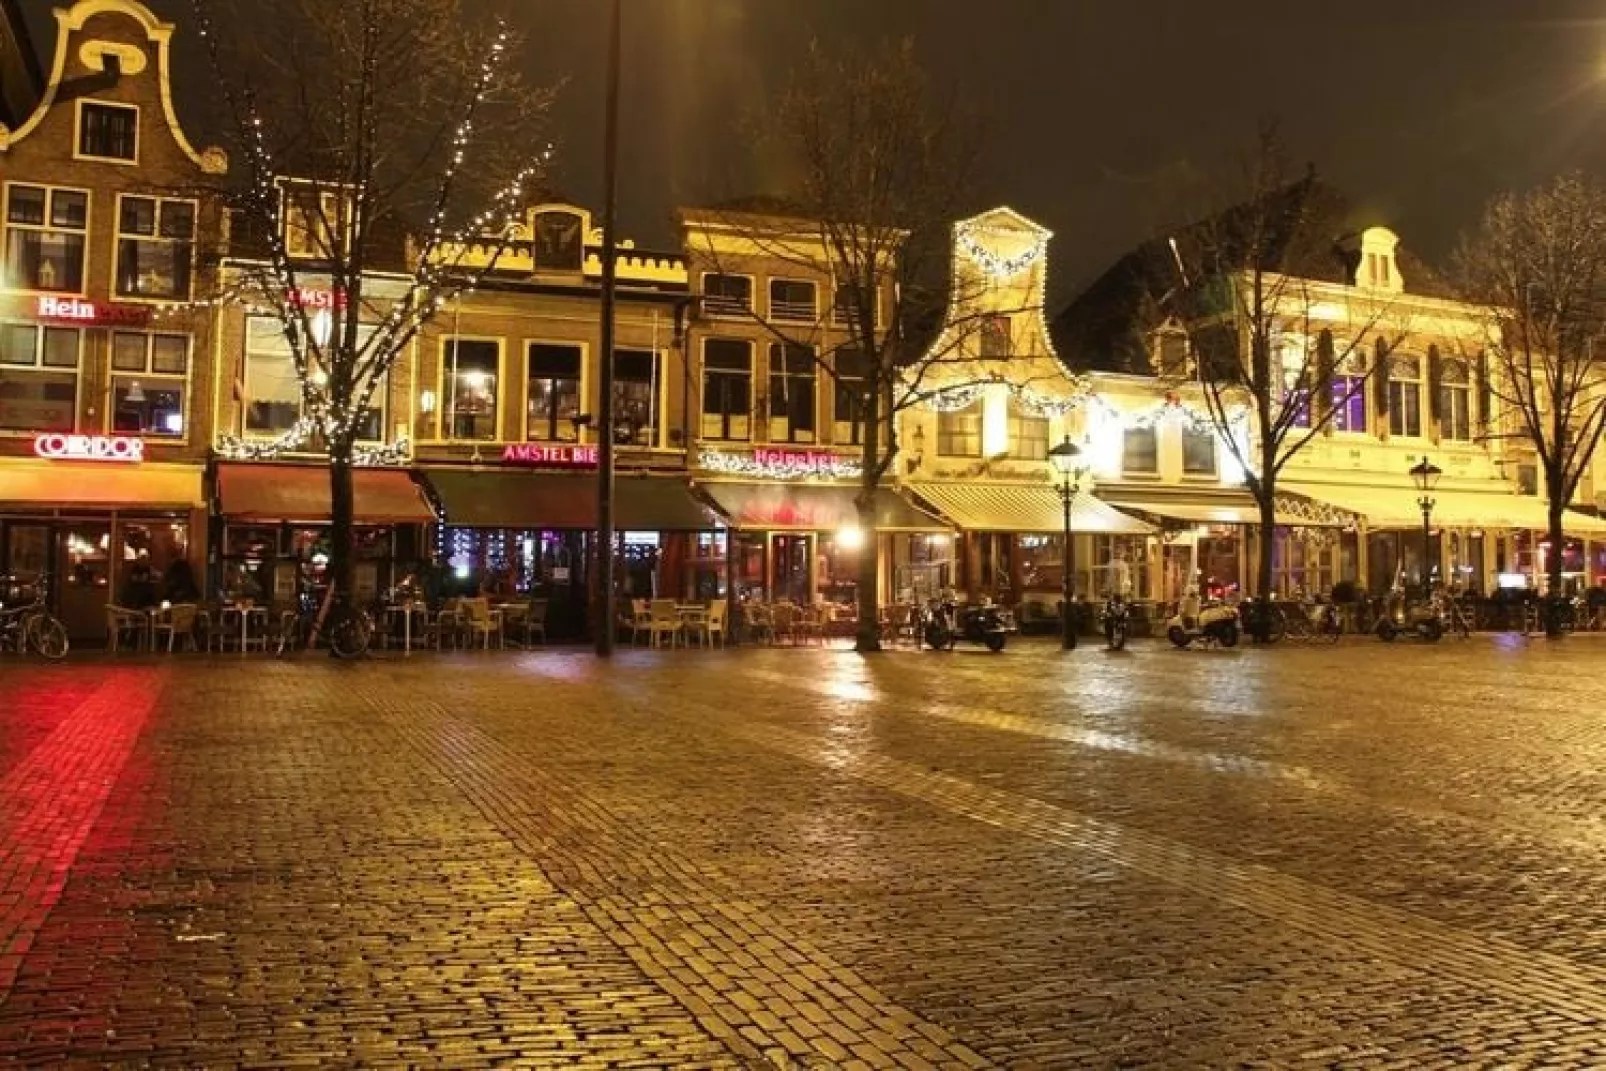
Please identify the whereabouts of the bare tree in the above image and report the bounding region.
[191,0,553,619]
[693,40,1020,653]
[1455,172,1606,636]
[1157,128,1404,636]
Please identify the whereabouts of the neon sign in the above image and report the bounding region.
[35,296,151,328]
[288,287,347,311]
[501,444,598,467]
[33,433,146,463]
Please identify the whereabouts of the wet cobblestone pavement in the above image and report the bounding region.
[3,635,1606,1067]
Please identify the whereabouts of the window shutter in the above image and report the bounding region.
[1314,331,1334,423]
[1477,351,1492,431]
[1373,340,1391,422]
[1427,345,1443,431]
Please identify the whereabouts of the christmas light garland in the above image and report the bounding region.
[955,218,1047,280]
[700,448,862,480]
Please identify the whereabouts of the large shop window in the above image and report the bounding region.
[768,343,817,444]
[245,316,385,441]
[833,347,869,447]
[1181,425,1217,476]
[77,101,138,161]
[4,184,87,293]
[702,339,752,441]
[0,323,79,431]
[937,401,982,457]
[1122,426,1159,475]
[526,342,581,442]
[1007,401,1048,461]
[614,348,660,446]
[1438,357,1472,441]
[444,338,500,441]
[111,331,189,437]
[1388,355,1423,438]
[116,196,195,299]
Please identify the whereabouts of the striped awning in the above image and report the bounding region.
[905,481,1153,535]
[1283,481,1606,535]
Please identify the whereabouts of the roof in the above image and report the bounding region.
[1052,178,1459,376]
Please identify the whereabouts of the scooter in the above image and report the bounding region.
[1102,592,1130,650]
[1166,591,1240,648]
[923,594,1014,652]
[1375,589,1444,643]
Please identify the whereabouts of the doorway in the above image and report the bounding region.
[772,534,812,603]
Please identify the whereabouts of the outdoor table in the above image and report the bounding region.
[384,602,428,655]
[220,604,268,652]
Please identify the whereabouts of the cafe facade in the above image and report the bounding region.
[0,0,227,637]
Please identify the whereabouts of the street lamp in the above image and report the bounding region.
[1049,436,1089,651]
[594,0,622,657]
[1409,456,1442,599]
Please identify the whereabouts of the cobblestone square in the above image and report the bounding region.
[2,637,1606,1067]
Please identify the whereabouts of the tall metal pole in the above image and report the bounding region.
[1420,500,1433,599]
[1061,484,1077,651]
[594,0,621,657]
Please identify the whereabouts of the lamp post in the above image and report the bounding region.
[1049,436,1088,651]
[594,0,621,657]
[1409,457,1442,600]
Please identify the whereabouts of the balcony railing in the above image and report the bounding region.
[769,298,817,323]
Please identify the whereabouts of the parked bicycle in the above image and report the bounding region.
[276,585,373,659]
[1282,597,1343,643]
[0,575,69,660]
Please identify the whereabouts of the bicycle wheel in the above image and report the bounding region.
[327,609,372,659]
[26,614,69,660]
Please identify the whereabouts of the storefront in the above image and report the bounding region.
[423,451,724,638]
[901,481,1153,607]
[0,434,205,640]
[211,462,433,606]
[695,480,948,607]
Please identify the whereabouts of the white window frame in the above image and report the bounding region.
[701,337,753,442]
[0,321,83,435]
[1388,355,1424,439]
[767,277,818,324]
[1121,426,1160,476]
[523,338,587,443]
[1439,358,1473,443]
[831,283,882,328]
[278,182,352,260]
[243,315,387,445]
[2,182,91,295]
[701,272,755,318]
[612,345,666,448]
[74,98,140,165]
[113,193,198,301]
[1180,425,1217,478]
[107,330,192,441]
[439,335,504,443]
[767,342,818,445]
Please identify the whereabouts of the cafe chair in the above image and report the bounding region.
[521,599,548,645]
[152,603,200,652]
[647,600,682,648]
[690,600,728,647]
[105,604,146,654]
[462,597,503,649]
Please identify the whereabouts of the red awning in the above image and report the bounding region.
[216,463,434,524]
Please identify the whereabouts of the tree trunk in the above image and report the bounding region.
[1251,478,1277,642]
[328,442,357,622]
[1545,491,1566,640]
[854,388,884,654]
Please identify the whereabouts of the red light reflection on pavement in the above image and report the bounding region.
[0,669,165,995]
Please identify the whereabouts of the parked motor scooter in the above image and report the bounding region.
[923,593,1014,652]
[1102,592,1130,650]
[1166,589,1240,648]
[1375,588,1444,643]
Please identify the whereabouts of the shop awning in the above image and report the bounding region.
[698,482,947,532]
[427,469,722,531]
[217,463,434,524]
[905,481,1153,535]
[1282,481,1606,535]
[0,460,203,509]
[1098,486,1331,527]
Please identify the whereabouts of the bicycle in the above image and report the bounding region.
[1442,591,1475,639]
[276,585,372,659]
[0,576,69,661]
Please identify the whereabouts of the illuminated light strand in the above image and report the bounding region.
[700,448,862,480]
[955,218,1047,280]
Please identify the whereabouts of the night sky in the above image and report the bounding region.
[19,0,1606,305]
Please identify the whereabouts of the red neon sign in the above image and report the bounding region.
[501,444,598,467]
[35,296,152,328]
[288,287,348,311]
[33,433,146,463]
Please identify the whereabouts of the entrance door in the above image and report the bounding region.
[772,534,812,603]
[57,522,112,641]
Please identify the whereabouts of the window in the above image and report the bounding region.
[1388,355,1423,438]
[833,347,870,446]
[77,101,137,162]
[703,274,753,316]
[4,184,88,292]
[832,283,877,328]
[0,323,79,431]
[1366,252,1391,287]
[283,187,340,259]
[702,339,752,441]
[444,338,500,441]
[937,401,982,457]
[1330,355,1368,433]
[1439,357,1472,442]
[116,196,195,299]
[1007,401,1048,460]
[1156,330,1189,377]
[1122,427,1158,474]
[768,343,817,443]
[613,348,661,446]
[532,210,584,271]
[768,279,817,323]
[1181,426,1217,476]
[245,316,386,441]
[524,343,581,442]
[110,332,189,437]
[1280,332,1310,428]
[979,315,1012,359]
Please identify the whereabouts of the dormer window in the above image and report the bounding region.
[1354,226,1404,293]
[532,210,584,272]
[1154,326,1189,377]
[1367,252,1391,287]
[77,101,138,163]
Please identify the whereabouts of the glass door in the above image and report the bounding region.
[58,522,112,640]
[772,534,812,604]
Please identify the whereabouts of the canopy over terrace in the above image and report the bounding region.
[1281,482,1606,535]
[904,481,1153,534]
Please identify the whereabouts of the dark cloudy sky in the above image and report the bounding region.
[20,1,1606,306]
